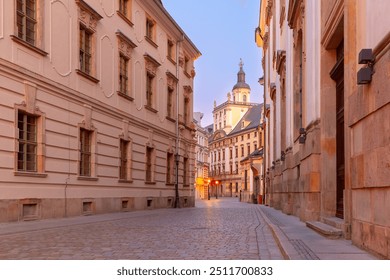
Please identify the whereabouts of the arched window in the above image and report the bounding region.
[243,95,247,102]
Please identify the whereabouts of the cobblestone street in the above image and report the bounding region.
[0,198,283,260]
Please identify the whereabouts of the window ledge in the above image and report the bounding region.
[167,56,176,65]
[145,181,156,185]
[118,179,133,183]
[117,11,134,27]
[165,183,175,186]
[183,71,192,78]
[77,176,98,181]
[117,91,134,101]
[183,184,190,188]
[11,35,48,56]
[145,36,158,48]
[76,69,99,83]
[166,116,176,123]
[145,105,158,113]
[14,171,48,178]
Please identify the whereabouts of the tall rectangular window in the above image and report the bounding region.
[146,18,155,41]
[167,87,174,118]
[17,111,37,172]
[119,54,129,95]
[184,98,189,125]
[183,157,188,185]
[16,0,36,45]
[79,25,92,75]
[146,73,154,107]
[166,152,174,184]
[119,139,129,180]
[79,128,92,176]
[119,0,129,17]
[167,39,174,61]
[146,147,153,182]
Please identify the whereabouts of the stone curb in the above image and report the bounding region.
[257,206,301,260]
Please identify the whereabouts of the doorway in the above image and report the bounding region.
[330,41,345,219]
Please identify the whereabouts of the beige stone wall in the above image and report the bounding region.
[0,0,200,222]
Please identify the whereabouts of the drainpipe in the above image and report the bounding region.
[175,34,184,208]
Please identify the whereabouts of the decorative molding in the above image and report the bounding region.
[183,85,193,95]
[321,0,344,49]
[144,53,161,76]
[24,81,38,114]
[265,0,274,25]
[76,0,103,32]
[276,50,286,75]
[116,30,137,58]
[280,4,286,28]
[166,71,178,90]
[287,0,304,29]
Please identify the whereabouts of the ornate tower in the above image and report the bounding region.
[232,59,251,103]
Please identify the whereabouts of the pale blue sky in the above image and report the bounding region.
[163,0,264,126]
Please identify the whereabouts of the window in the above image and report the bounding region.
[145,16,156,46]
[166,152,174,184]
[167,87,174,118]
[167,39,175,62]
[254,142,258,150]
[235,163,238,174]
[184,56,189,74]
[241,146,244,157]
[243,95,247,102]
[16,0,36,45]
[119,54,129,95]
[17,111,37,172]
[247,133,250,139]
[79,25,92,75]
[184,98,189,125]
[79,128,92,176]
[146,147,154,182]
[146,72,154,107]
[222,150,225,160]
[235,146,238,158]
[119,139,130,180]
[229,148,233,159]
[76,0,102,81]
[183,157,188,186]
[247,144,251,156]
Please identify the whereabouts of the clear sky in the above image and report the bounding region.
[163,0,264,126]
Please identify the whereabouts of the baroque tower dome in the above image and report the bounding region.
[232,59,251,90]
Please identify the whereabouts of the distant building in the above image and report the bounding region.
[193,113,210,200]
[257,0,390,258]
[0,0,200,223]
[208,61,265,202]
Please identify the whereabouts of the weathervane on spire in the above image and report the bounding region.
[239,58,244,69]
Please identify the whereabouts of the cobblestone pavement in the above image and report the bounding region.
[0,197,283,260]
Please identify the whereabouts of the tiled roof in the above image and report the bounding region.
[229,104,262,136]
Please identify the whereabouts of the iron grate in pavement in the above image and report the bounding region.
[290,239,320,260]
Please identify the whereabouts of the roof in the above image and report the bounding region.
[241,148,264,162]
[229,104,262,136]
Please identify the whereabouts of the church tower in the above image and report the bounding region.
[232,59,251,103]
[212,59,254,134]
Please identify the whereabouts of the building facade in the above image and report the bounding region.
[193,112,210,200]
[208,62,264,202]
[257,0,390,258]
[0,0,201,223]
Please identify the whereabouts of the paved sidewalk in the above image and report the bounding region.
[257,205,379,260]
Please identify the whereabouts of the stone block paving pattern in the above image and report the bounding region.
[0,198,283,260]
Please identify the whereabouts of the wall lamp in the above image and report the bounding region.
[299,128,306,144]
[357,49,375,85]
